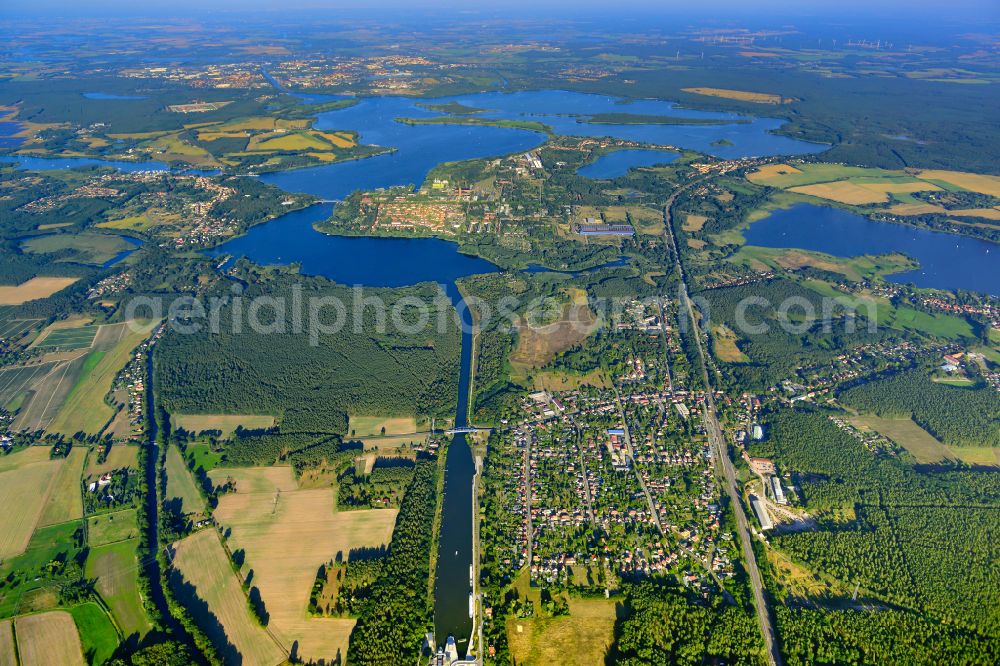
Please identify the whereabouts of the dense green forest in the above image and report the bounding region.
[753,409,1000,638]
[607,583,764,665]
[346,458,438,665]
[775,606,999,665]
[838,370,1000,447]
[155,277,461,434]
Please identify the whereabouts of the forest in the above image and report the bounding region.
[838,369,1000,448]
[753,409,1000,639]
[155,276,462,435]
[607,583,764,666]
[346,457,438,665]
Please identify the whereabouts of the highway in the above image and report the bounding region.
[661,170,782,666]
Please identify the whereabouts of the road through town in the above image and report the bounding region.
[662,171,782,666]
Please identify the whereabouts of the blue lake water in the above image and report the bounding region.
[205,204,497,287]
[83,92,148,100]
[577,149,679,178]
[743,204,1000,296]
[0,121,23,150]
[442,90,826,159]
[1,155,172,172]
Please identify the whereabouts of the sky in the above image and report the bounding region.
[3,0,997,16]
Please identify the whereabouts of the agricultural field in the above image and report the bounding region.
[0,307,42,342]
[510,288,598,370]
[507,596,620,666]
[170,528,287,666]
[0,619,13,666]
[11,358,85,432]
[14,611,84,666]
[164,445,207,515]
[849,415,955,464]
[0,447,64,559]
[87,508,139,547]
[33,325,99,351]
[172,413,276,438]
[20,233,136,266]
[0,362,60,413]
[746,163,1000,218]
[347,414,418,437]
[84,444,139,478]
[38,447,86,527]
[47,320,155,436]
[98,114,372,173]
[85,539,152,638]
[0,277,78,305]
[681,87,790,104]
[69,602,120,666]
[209,466,397,662]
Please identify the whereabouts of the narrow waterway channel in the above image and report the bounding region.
[142,350,192,646]
[432,282,477,653]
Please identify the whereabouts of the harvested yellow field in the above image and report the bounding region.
[951,208,1000,220]
[890,203,1000,220]
[14,611,84,666]
[0,448,63,558]
[208,465,299,494]
[788,181,889,205]
[507,597,618,666]
[318,131,356,148]
[746,164,802,184]
[38,447,86,526]
[248,132,332,152]
[212,466,397,662]
[682,87,789,104]
[171,529,286,666]
[0,619,14,666]
[682,214,709,232]
[687,238,707,249]
[173,413,276,437]
[915,170,1000,197]
[348,415,418,437]
[0,278,78,305]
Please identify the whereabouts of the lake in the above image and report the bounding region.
[0,120,23,150]
[205,204,497,287]
[577,149,679,178]
[83,92,148,100]
[743,203,1000,296]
